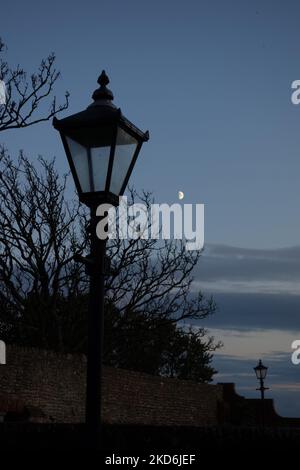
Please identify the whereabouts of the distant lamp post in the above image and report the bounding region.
[254,359,269,428]
[53,70,149,449]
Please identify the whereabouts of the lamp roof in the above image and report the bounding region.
[53,70,149,142]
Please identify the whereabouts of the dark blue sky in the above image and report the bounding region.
[2,0,300,248]
[1,0,300,415]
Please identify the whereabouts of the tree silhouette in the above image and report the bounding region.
[0,39,220,381]
[0,151,220,380]
[0,38,69,132]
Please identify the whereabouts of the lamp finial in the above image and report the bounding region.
[92,70,114,102]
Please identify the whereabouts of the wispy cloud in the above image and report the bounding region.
[209,329,298,359]
[193,279,300,295]
[197,244,300,285]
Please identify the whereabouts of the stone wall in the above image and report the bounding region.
[219,382,300,428]
[0,345,223,425]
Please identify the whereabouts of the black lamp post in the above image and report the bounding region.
[53,70,149,448]
[254,359,269,428]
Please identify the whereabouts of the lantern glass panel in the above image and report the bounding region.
[90,145,111,191]
[110,127,138,195]
[66,137,89,192]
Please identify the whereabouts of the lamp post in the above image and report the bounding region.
[53,70,149,448]
[254,359,269,428]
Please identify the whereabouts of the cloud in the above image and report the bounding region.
[189,245,300,416]
[269,383,300,392]
[197,244,300,285]
[209,329,299,359]
[191,244,300,331]
[200,292,300,331]
[193,279,300,295]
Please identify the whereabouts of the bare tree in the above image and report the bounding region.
[0,153,216,354]
[106,189,215,325]
[0,38,69,132]
[0,149,88,350]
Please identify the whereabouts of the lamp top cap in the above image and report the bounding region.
[92,70,114,102]
[255,359,267,369]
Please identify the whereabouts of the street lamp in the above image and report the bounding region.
[254,359,269,428]
[53,70,149,448]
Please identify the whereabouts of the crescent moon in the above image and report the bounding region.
[178,191,184,200]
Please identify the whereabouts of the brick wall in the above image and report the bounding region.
[0,345,223,425]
